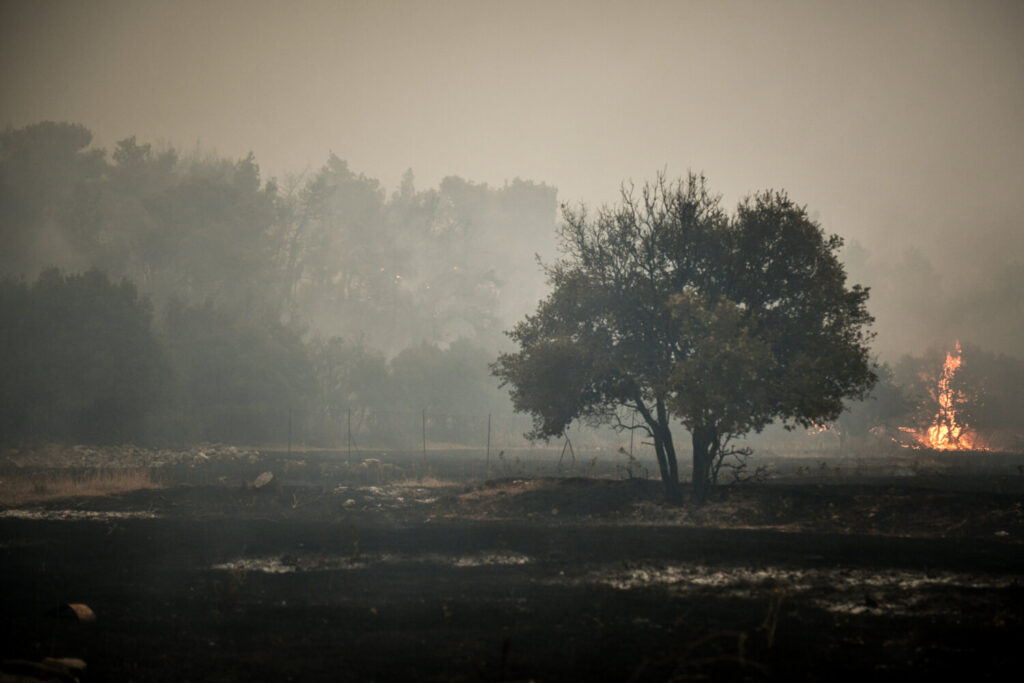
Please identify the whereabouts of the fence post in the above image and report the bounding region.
[347,407,352,458]
[486,413,492,474]
[630,410,636,457]
[422,408,427,467]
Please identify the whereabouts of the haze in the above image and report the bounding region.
[2,0,1023,360]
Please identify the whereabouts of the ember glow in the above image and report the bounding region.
[902,341,985,451]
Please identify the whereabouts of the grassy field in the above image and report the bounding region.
[0,467,163,507]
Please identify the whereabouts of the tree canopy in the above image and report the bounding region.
[493,174,877,503]
[0,268,166,443]
[0,122,558,355]
[0,122,559,448]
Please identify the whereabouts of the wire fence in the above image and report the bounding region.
[260,406,664,484]
[227,404,853,465]
[301,408,637,456]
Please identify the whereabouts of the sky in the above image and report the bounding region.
[2,0,1023,356]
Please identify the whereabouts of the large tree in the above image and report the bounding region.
[493,174,876,503]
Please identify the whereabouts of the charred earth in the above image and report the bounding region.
[2,447,1023,682]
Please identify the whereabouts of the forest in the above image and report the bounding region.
[0,121,556,446]
[1,121,1022,452]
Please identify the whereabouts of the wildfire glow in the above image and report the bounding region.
[902,341,985,451]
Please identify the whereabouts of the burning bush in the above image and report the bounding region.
[895,342,1024,451]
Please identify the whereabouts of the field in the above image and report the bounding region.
[2,446,1023,681]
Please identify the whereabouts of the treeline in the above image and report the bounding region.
[0,269,511,446]
[0,121,558,354]
[0,270,162,443]
[1,121,556,446]
[5,268,1018,449]
[3,122,1020,450]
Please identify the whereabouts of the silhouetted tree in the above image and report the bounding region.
[0,269,165,444]
[494,174,876,503]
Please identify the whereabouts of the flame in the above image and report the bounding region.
[903,341,985,450]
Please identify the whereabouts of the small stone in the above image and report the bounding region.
[253,471,276,490]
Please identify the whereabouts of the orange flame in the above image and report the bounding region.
[903,341,985,450]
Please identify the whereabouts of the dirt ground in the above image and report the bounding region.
[1,448,1023,682]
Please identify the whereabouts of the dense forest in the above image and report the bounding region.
[1,121,1021,451]
[0,121,556,446]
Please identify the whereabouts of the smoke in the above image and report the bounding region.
[842,241,1024,363]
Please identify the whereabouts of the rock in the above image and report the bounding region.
[253,471,277,490]
[49,603,95,623]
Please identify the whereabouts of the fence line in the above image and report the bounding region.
[290,406,641,456]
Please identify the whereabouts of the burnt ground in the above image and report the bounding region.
[2,449,1023,682]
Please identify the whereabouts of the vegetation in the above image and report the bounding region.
[0,122,550,448]
[494,175,877,503]
[0,267,513,447]
[893,344,1024,451]
[1,122,1019,458]
[835,363,915,445]
[0,467,161,507]
[0,269,166,444]
[0,122,558,354]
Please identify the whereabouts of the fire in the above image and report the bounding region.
[902,341,985,451]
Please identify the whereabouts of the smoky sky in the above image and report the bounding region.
[2,0,1023,359]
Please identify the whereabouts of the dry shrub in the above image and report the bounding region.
[0,468,163,507]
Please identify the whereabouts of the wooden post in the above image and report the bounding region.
[347,407,352,459]
[486,413,492,473]
[288,407,292,456]
[422,408,427,466]
[630,410,635,458]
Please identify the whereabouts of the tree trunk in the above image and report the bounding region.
[661,444,681,503]
[691,425,717,505]
[656,398,680,503]
[635,396,681,503]
[651,436,671,495]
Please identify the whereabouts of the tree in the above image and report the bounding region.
[0,268,166,444]
[160,300,315,445]
[493,174,876,503]
[0,122,107,276]
[308,335,390,444]
[143,151,281,317]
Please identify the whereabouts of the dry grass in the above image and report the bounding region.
[390,475,456,488]
[0,468,164,507]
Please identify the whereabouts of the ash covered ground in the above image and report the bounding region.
[2,446,1022,681]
